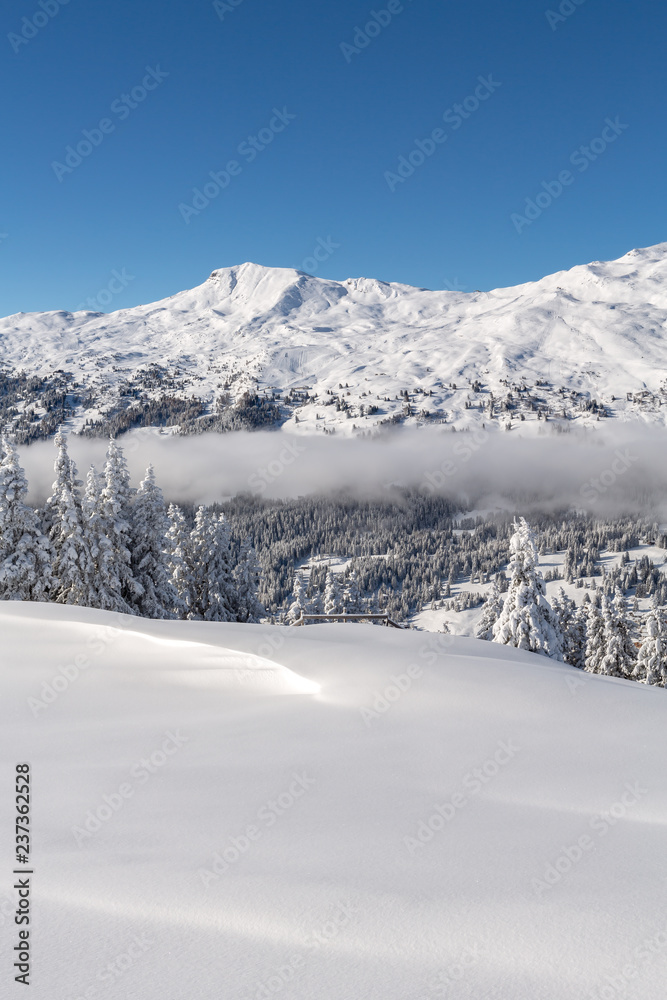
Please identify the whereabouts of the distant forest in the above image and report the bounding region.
[2,429,667,686]
[216,491,666,619]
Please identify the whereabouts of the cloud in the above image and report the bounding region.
[17,425,667,517]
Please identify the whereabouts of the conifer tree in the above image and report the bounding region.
[552,587,585,668]
[188,507,238,621]
[324,569,342,616]
[131,465,177,619]
[492,518,563,659]
[307,581,323,614]
[568,603,588,670]
[584,597,605,673]
[634,614,667,686]
[288,573,307,623]
[99,439,142,614]
[44,428,81,534]
[475,576,504,641]
[343,569,361,613]
[0,435,53,602]
[598,592,637,678]
[81,466,116,611]
[234,537,265,623]
[165,504,191,618]
[47,433,97,606]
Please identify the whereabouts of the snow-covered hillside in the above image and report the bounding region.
[3,243,667,439]
[2,602,665,998]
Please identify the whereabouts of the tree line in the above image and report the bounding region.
[2,432,666,690]
[475,518,666,687]
[0,433,263,622]
[221,492,667,619]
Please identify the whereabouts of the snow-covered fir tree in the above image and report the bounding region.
[491,518,563,659]
[46,433,98,606]
[0,435,53,602]
[323,569,342,615]
[81,465,117,611]
[633,613,667,686]
[584,596,605,673]
[343,569,361,612]
[598,592,636,678]
[99,439,142,614]
[475,576,504,641]
[569,602,589,671]
[44,429,81,533]
[233,537,265,623]
[551,587,585,669]
[288,573,308,623]
[307,581,323,614]
[188,507,238,621]
[130,465,178,619]
[165,503,192,617]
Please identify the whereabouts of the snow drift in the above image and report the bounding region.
[1,602,665,998]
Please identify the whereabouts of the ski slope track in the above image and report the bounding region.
[1,602,666,998]
[2,242,667,435]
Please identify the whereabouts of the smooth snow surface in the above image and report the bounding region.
[1,603,666,998]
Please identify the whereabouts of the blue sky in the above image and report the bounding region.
[0,0,664,315]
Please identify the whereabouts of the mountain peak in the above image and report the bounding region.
[2,243,667,440]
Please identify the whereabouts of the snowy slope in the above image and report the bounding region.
[2,243,667,435]
[1,602,666,998]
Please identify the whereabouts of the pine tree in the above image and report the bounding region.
[47,433,97,606]
[492,518,563,658]
[99,439,142,614]
[44,428,81,533]
[81,466,117,611]
[189,507,238,621]
[324,569,342,616]
[0,435,53,602]
[552,587,585,668]
[234,537,265,623]
[634,614,667,686]
[568,603,588,670]
[165,504,192,618]
[475,576,504,641]
[343,569,361,613]
[584,597,605,673]
[131,465,177,619]
[288,573,307,623]
[307,581,323,614]
[597,592,636,678]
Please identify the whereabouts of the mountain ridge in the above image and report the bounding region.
[2,243,667,441]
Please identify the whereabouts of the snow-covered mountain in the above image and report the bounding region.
[3,242,667,440]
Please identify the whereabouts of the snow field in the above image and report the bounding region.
[414,540,666,637]
[1,601,666,998]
